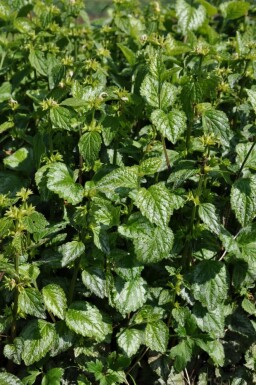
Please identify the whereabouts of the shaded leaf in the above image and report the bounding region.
[79,131,102,167]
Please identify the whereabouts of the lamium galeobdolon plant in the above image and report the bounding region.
[0,0,256,384]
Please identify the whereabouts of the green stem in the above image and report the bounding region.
[186,121,192,153]
[68,258,80,305]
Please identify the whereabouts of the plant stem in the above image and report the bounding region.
[237,138,256,179]
[126,348,149,375]
[10,253,19,341]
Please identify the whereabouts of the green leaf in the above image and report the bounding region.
[231,177,256,227]
[42,284,67,320]
[176,0,206,35]
[21,320,56,366]
[58,240,85,267]
[151,109,187,144]
[29,50,48,76]
[170,339,194,372]
[50,321,75,357]
[191,261,228,311]
[117,43,136,66]
[117,328,143,357]
[21,370,41,385]
[119,215,174,263]
[3,338,23,365]
[22,212,49,234]
[0,81,11,102]
[220,1,250,20]
[65,301,112,342]
[50,106,76,130]
[202,108,231,147]
[139,157,162,175]
[0,373,23,385]
[13,17,35,34]
[145,321,169,353]
[133,183,177,227]
[198,203,221,235]
[3,147,34,173]
[47,162,84,205]
[41,368,64,385]
[242,298,256,316]
[236,143,256,171]
[140,74,178,109]
[203,340,225,367]
[18,288,46,319]
[114,277,147,314]
[90,197,120,228]
[246,89,256,114]
[82,267,106,299]
[97,166,139,192]
[0,121,14,134]
[197,0,218,16]
[193,303,226,338]
[79,131,102,167]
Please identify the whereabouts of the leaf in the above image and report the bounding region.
[97,166,139,192]
[3,338,23,365]
[176,0,206,35]
[42,284,67,320]
[220,1,250,20]
[29,50,48,76]
[65,301,112,342]
[114,277,147,314]
[191,261,228,311]
[82,267,106,298]
[90,197,120,228]
[145,321,169,353]
[22,212,49,234]
[198,203,221,235]
[193,303,226,338]
[41,368,64,385]
[246,89,256,114]
[230,177,256,227]
[151,109,187,144]
[202,108,231,147]
[170,339,194,372]
[119,215,174,263]
[0,81,11,102]
[3,147,34,173]
[50,106,76,130]
[117,43,136,66]
[203,340,225,367]
[47,162,84,205]
[139,157,162,175]
[236,143,256,171]
[18,288,46,319]
[21,370,41,385]
[117,328,143,357]
[13,17,35,34]
[50,321,75,357]
[21,320,56,366]
[79,131,102,166]
[58,240,85,267]
[133,183,177,227]
[0,373,23,385]
[140,74,178,109]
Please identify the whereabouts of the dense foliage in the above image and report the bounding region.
[0,0,256,384]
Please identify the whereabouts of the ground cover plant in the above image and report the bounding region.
[0,0,256,384]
